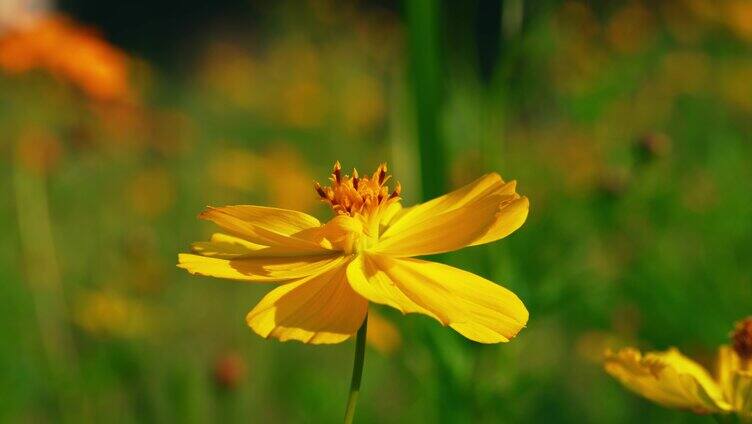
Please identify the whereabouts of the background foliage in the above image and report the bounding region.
[1,0,751,422]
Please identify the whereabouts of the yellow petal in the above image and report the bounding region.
[191,233,270,259]
[346,254,439,319]
[604,347,731,413]
[384,173,507,233]
[346,253,528,343]
[199,205,327,253]
[246,262,368,344]
[375,173,527,256]
[317,214,363,252]
[177,253,346,282]
[192,232,338,259]
[718,345,740,403]
[470,196,530,246]
[370,194,506,257]
[717,346,752,417]
[378,201,403,229]
[734,375,752,418]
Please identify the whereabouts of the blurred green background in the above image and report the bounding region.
[1,0,751,422]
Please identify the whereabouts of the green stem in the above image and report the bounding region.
[344,314,368,424]
[13,157,79,421]
[12,161,77,369]
[406,0,447,200]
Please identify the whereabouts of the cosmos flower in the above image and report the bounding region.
[178,162,529,344]
[604,317,752,419]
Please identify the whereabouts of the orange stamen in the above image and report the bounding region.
[314,162,401,217]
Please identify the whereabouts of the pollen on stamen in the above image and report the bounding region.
[332,161,342,183]
[376,163,387,184]
[314,182,326,198]
[389,181,402,199]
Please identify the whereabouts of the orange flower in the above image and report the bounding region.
[0,15,131,102]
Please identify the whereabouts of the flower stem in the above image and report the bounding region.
[407,0,447,200]
[344,313,368,424]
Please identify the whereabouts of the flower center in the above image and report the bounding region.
[315,161,401,219]
[732,317,752,359]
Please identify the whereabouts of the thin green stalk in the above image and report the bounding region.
[406,0,447,200]
[344,314,368,424]
[12,162,77,368]
[13,159,79,421]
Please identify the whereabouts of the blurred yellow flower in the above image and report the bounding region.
[660,51,710,96]
[261,146,318,213]
[179,162,529,344]
[661,0,709,44]
[15,128,63,176]
[198,42,260,108]
[365,311,401,355]
[724,0,752,42]
[718,59,752,114]
[339,74,385,135]
[208,148,261,191]
[207,145,317,213]
[126,168,176,219]
[605,347,730,413]
[268,39,326,128]
[606,2,656,54]
[0,15,132,102]
[605,317,752,419]
[74,291,152,338]
[550,2,606,94]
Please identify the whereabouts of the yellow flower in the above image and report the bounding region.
[178,162,529,344]
[604,317,752,419]
[718,345,752,418]
[604,347,731,413]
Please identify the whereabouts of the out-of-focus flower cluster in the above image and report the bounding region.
[493,0,752,206]
[195,4,402,137]
[206,145,318,213]
[549,0,752,117]
[446,2,752,393]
